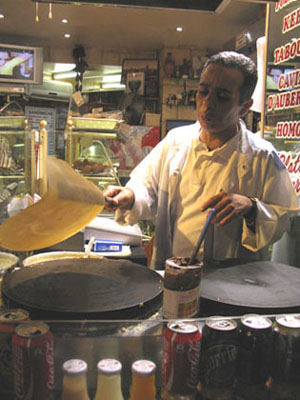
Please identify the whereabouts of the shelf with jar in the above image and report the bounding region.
[65,117,122,191]
[160,76,198,138]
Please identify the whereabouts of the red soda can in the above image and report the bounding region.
[0,309,30,399]
[12,321,55,400]
[162,320,201,396]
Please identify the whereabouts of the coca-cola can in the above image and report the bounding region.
[162,320,201,396]
[12,321,55,400]
[163,257,203,319]
[0,309,30,399]
[199,317,239,399]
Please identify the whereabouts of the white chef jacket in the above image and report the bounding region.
[171,129,243,259]
[115,120,299,269]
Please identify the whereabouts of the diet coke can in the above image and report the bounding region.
[162,320,201,396]
[12,321,55,400]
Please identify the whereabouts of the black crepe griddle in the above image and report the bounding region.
[200,261,300,316]
[2,258,163,320]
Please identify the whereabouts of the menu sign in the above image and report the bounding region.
[264,0,300,196]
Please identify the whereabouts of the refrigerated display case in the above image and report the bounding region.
[65,117,121,191]
[0,115,32,197]
[1,314,300,400]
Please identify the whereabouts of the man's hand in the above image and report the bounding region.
[200,191,253,226]
[103,186,135,211]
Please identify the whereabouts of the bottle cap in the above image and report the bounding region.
[97,359,122,375]
[63,359,88,375]
[132,360,156,376]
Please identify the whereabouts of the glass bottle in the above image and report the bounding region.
[94,359,124,400]
[129,359,156,400]
[62,359,90,400]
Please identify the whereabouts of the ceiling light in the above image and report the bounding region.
[176,26,183,32]
[64,33,71,38]
[0,14,4,19]
[61,18,68,23]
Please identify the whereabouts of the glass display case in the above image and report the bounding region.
[65,117,121,191]
[1,313,300,400]
[0,115,32,198]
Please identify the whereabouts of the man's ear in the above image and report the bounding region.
[239,98,253,117]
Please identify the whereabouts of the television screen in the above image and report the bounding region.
[0,44,43,85]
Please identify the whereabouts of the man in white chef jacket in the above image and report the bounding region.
[104,51,299,270]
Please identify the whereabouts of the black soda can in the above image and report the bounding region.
[199,317,239,400]
[236,314,273,385]
[234,381,269,400]
[271,314,300,383]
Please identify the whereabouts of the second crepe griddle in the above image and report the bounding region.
[200,261,300,316]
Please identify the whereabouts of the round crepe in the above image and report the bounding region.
[0,156,105,251]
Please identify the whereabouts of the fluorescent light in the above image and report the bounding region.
[102,74,122,83]
[61,18,68,23]
[53,71,76,79]
[176,26,183,32]
[53,63,75,73]
[101,83,126,89]
[64,33,71,38]
[0,14,4,19]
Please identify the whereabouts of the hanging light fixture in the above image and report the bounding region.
[35,2,39,22]
[48,3,53,19]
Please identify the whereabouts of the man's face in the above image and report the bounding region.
[196,64,251,136]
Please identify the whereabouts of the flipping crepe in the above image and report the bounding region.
[0,156,105,251]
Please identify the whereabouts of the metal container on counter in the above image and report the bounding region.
[163,257,202,319]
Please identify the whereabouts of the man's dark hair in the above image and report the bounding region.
[202,51,258,104]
